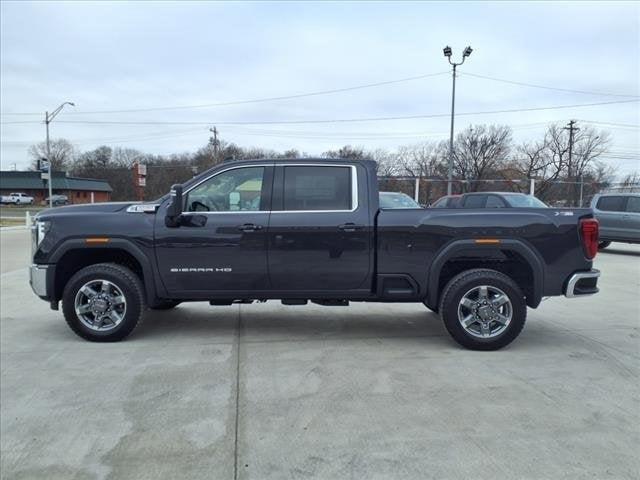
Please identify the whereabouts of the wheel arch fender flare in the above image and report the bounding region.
[425,238,545,309]
[49,238,164,304]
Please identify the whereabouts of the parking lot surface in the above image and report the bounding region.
[1,227,639,480]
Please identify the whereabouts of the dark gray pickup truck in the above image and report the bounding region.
[30,159,601,350]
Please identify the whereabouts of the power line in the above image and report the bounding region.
[2,98,632,126]
[577,120,640,129]
[0,122,557,147]
[462,72,640,98]
[0,71,450,116]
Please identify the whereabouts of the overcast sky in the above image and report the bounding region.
[1,1,638,175]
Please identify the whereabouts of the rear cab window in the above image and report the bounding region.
[283,165,353,211]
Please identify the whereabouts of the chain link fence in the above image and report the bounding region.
[378,176,640,208]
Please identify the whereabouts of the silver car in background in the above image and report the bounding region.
[590,193,640,249]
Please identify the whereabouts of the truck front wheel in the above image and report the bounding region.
[62,263,145,342]
[439,269,526,350]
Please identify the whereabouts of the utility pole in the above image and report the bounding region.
[564,120,580,206]
[209,126,220,164]
[45,111,51,207]
[443,45,473,196]
[44,102,75,208]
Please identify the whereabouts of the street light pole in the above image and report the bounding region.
[44,102,75,208]
[443,45,472,196]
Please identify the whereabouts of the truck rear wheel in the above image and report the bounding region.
[439,269,526,350]
[62,263,145,342]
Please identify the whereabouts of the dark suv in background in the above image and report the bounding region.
[591,193,640,249]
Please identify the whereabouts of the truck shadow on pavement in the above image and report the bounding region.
[130,305,452,345]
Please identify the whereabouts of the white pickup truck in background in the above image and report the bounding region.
[0,192,34,205]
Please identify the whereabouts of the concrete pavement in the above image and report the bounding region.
[1,229,639,479]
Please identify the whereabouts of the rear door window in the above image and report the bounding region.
[283,166,352,211]
[626,196,640,213]
[596,196,626,212]
[462,195,486,208]
[486,195,507,208]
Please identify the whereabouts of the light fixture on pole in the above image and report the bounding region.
[44,102,75,208]
[443,45,472,196]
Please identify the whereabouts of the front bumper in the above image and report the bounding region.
[564,269,600,298]
[29,264,50,298]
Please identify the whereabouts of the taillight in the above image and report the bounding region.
[580,218,599,260]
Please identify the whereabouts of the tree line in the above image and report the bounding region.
[27,122,637,205]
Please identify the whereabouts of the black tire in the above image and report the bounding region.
[149,300,181,310]
[62,263,145,342]
[439,268,527,351]
[598,241,611,250]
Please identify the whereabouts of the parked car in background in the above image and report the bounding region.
[43,195,69,206]
[0,192,34,205]
[432,192,547,209]
[590,193,640,249]
[430,194,461,208]
[379,191,422,209]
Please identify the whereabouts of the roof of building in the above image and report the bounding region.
[0,171,112,192]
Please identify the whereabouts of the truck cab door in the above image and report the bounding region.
[154,164,274,296]
[266,163,372,293]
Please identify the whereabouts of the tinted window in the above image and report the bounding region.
[597,196,626,212]
[626,196,640,213]
[462,195,486,208]
[186,166,265,212]
[486,196,506,208]
[284,166,352,211]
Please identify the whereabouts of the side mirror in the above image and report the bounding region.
[165,184,183,227]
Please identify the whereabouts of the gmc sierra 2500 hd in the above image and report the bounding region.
[29,159,600,350]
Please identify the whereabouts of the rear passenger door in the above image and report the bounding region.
[267,163,372,292]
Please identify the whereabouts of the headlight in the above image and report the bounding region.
[32,220,51,256]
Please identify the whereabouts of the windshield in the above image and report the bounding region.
[379,192,421,209]
[504,194,548,208]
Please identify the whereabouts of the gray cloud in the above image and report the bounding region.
[1,1,638,173]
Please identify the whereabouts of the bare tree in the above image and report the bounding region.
[28,138,76,171]
[322,145,367,160]
[397,142,445,178]
[453,125,512,192]
[515,123,611,204]
[371,148,401,176]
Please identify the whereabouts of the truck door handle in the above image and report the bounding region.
[237,223,263,232]
[338,223,364,232]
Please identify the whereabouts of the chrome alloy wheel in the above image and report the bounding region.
[74,279,127,332]
[457,285,512,339]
